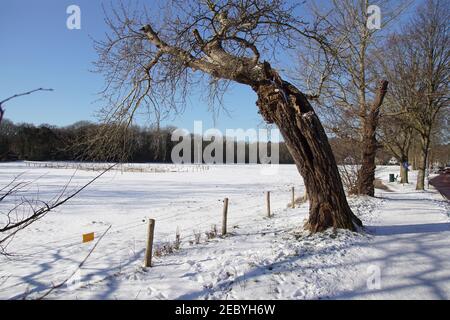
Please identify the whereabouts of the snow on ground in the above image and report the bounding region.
[0,163,449,300]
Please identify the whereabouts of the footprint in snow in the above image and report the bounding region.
[293,289,305,298]
[181,272,197,279]
[185,259,196,266]
[146,286,156,297]
[155,292,168,300]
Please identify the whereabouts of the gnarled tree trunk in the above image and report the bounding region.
[253,69,362,232]
[357,81,389,196]
[357,114,378,197]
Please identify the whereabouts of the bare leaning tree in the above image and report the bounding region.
[94,0,362,232]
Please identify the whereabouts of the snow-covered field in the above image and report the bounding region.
[0,162,449,300]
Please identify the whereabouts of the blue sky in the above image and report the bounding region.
[0,0,265,132]
[0,0,420,132]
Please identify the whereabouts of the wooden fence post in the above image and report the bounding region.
[222,198,229,236]
[291,187,295,208]
[266,191,271,218]
[144,219,155,267]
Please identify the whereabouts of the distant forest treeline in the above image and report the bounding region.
[3,119,444,166]
[0,119,297,163]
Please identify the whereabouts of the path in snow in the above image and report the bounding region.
[430,173,450,200]
[343,186,450,299]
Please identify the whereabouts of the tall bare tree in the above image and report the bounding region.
[94,0,363,232]
[296,0,412,196]
[379,0,449,190]
[379,111,415,183]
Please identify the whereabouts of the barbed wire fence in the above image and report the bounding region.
[24,161,210,173]
[0,166,304,299]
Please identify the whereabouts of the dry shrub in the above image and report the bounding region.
[339,164,360,195]
[374,178,392,191]
[174,227,181,250]
[154,228,182,257]
[287,194,309,208]
[205,225,218,240]
[193,230,202,245]
[154,242,176,257]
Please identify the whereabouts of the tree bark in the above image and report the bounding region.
[357,81,389,196]
[412,154,417,170]
[253,71,362,232]
[416,136,430,190]
[357,115,378,197]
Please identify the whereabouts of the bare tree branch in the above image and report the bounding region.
[0,164,117,251]
[0,88,54,125]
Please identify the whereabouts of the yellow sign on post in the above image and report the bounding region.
[82,232,95,243]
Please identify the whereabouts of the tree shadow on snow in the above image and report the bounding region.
[366,222,450,235]
[176,224,450,300]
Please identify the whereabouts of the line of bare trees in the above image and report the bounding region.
[377,0,449,189]
[295,0,412,196]
[297,0,448,192]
